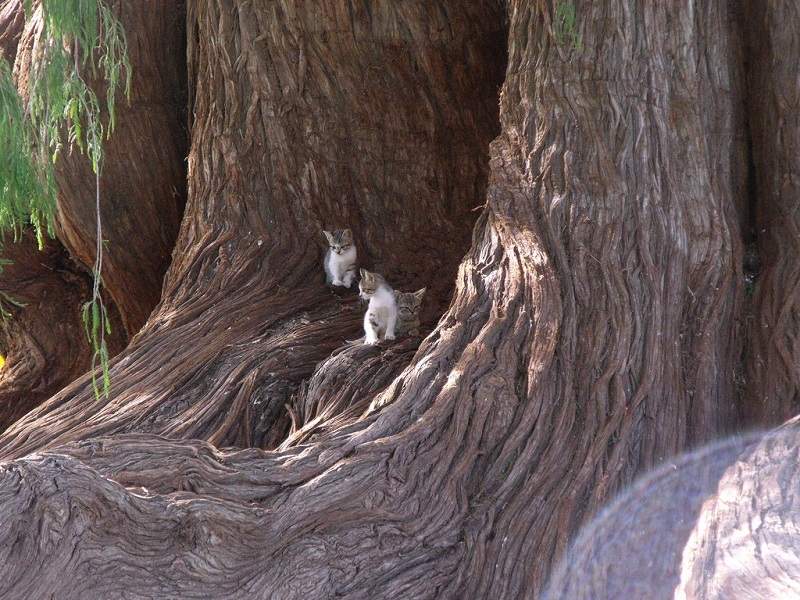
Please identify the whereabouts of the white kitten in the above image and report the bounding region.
[323,229,357,288]
[359,269,397,345]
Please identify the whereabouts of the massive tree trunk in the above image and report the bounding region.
[0,3,120,434]
[42,0,188,338]
[1,0,799,598]
[664,2,800,594]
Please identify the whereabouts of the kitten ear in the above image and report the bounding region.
[359,268,370,280]
[394,290,401,300]
[414,288,427,300]
[323,230,335,245]
[340,229,353,243]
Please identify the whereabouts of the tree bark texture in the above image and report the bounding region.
[743,0,800,426]
[0,1,765,598]
[281,337,421,449]
[0,0,22,63]
[0,0,506,455]
[0,232,126,434]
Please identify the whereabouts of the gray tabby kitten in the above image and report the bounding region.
[323,229,357,287]
[359,268,397,345]
[394,288,426,336]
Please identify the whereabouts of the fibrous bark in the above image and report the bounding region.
[0,1,750,599]
[0,0,23,63]
[282,335,421,449]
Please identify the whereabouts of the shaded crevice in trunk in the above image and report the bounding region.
[0,231,126,434]
[0,0,507,457]
[742,0,800,426]
[729,2,757,249]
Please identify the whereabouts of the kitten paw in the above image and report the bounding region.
[332,279,343,286]
[384,333,395,341]
[364,339,379,346]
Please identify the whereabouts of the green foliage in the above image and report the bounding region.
[0,259,27,324]
[0,60,54,247]
[27,0,132,173]
[82,294,111,398]
[0,0,131,398]
[554,1,583,52]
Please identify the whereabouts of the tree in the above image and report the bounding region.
[0,0,798,598]
[0,0,185,435]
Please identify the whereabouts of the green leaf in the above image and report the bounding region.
[91,300,100,351]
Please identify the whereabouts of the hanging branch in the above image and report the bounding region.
[0,0,130,397]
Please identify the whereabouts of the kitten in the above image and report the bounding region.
[394,288,426,336]
[323,229,357,287]
[359,268,397,345]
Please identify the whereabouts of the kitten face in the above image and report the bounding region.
[394,288,425,336]
[324,229,353,255]
[359,268,376,299]
[396,287,425,319]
